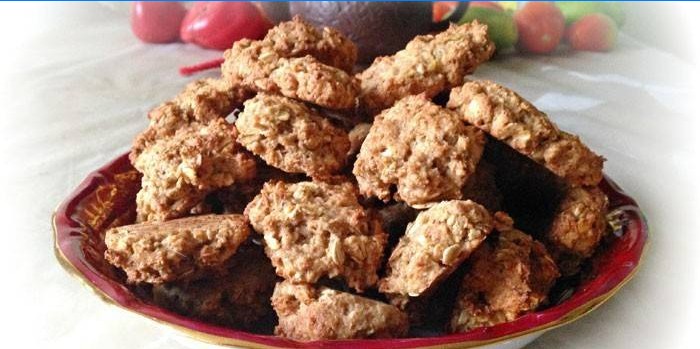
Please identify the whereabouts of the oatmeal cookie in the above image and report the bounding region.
[104,214,250,284]
[264,15,357,73]
[546,186,609,275]
[134,119,256,222]
[152,243,277,331]
[450,212,560,332]
[379,200,494,301]
[221,39,280,90]
[223,43,359,109]
[358,21,494,114]
[447,80,604,186]
[353,96,485,208]
[268,56,360,109]
[221,17,360,109]
[131,78,252,161]
[271,281,409,340]
[235,93,350,178]
[245,180,387,291]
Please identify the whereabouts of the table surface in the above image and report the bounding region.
[1,3,699,349]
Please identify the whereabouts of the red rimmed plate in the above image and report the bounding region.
[53,153,648,349]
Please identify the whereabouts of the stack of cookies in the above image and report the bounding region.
[104,16,609,341]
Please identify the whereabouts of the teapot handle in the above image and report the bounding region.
[431,1,469,31]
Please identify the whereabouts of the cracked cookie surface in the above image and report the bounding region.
[222,17,359,110]
[379,200,494,301]
[546,186,609,275]
[104,214,250,284]
[447,80,604,186]
[272,281,408,340]
[245,180,387,291]
[131,78,252,161]
[450,212,559,332]
[235,93,350,178]
[134,119,256,222]
[358,21,494,114]
[353,96,485,208]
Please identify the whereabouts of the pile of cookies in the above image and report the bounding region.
[104,16,609,340]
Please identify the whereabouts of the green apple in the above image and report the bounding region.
[556,2,626,27]
[460,7,518,51]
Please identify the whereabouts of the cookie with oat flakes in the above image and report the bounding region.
[447,80,604,186]
[358,21,494,114]
[235,93,350,178]
[379,200,493,304]
[450,212,559,332]
[134,119,256,222]
[353,96,485,208]
[104,214,250,284]
[245,180,386,291]
[272,281,408,340]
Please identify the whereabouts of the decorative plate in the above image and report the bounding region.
[53,153,648,349]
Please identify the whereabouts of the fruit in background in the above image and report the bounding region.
[470,1,504,12]
[130,2,187,43]
[567,13,618,52]
[556,2,626,27]
[180,2,272,50]
[514,2,565,54]
[433,1,459,22]
[460,6,517,51]
[497,1,518,13]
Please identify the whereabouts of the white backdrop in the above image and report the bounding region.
[1,3,699,349]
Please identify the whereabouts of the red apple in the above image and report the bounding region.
[567,13,618,52]
[433,1,458,22]
[130,2,187,43]
[180,2,272,51]
[514,2,565,54]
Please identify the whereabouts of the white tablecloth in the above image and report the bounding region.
[2,3,699,349]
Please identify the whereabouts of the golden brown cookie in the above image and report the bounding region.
[245,180,387,291]
[264,15,357,73]
[353,96,485,208]
[268,56,360,109]
[271,281,409,340]
[235,93,350,178]
[447,80,604,186]
[221,17,360,109]
[223,44,359,109]
[546,186,609,275]
[450,212,560,332]
[134,119,256,222]
[104,214,250,284]
[131,78,252,161]
[379,200,494,301]
[358,21,494,114]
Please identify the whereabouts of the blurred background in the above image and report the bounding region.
[623,2,700,62]
[2,2,700,66]
[1,2,698,349]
